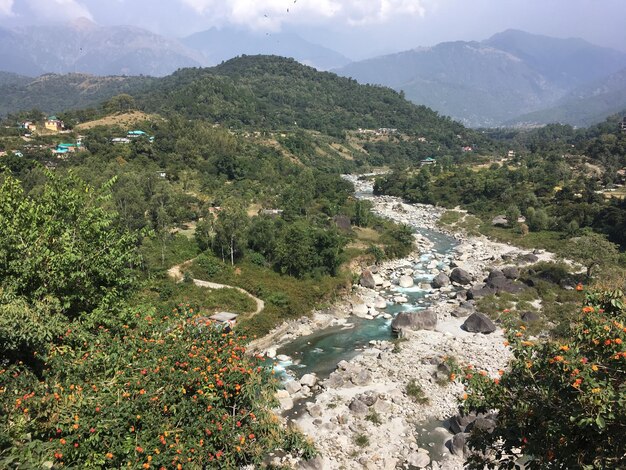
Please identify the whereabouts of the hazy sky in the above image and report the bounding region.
[1,0,625,59]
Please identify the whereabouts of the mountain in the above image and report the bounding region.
[335,30,626,127]
[135,55,473,142]
[0,18,203,77]
[0,73,154,117]
[507,68,626,127]
[182,27,350,71]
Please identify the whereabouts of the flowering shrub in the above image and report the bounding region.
[0,305,314,468]
[458,290,626,469]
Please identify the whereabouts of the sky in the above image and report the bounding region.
[1,0,625,59]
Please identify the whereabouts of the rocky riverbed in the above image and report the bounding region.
[257,176,555,469]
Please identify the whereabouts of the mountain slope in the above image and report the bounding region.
[0,73,154,117]
[334,31,626,127]
[484,29,626,89]
[136,55,471,142]
[182,27,350,71]
[0,19,203,77]
[507,68,626,127]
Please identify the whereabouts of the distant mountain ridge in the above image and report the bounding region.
[182,27,350,71]
[0,19,351,78]
[335,30,626,127]
[0,18,204,77]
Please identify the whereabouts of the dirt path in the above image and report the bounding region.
[167,260,265,315]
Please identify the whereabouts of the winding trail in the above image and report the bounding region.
[167,259,265,316]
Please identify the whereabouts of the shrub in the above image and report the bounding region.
[460,290,626,469]
[0,305,315,468]
[353,434,370,447]
[406,379,429,404]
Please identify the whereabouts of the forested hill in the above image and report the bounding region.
[137,55,472,140]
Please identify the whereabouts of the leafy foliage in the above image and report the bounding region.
[459,292,626,469]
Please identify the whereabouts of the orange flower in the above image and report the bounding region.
[604,339,612,346]
[106,452,113,459]
[498,369,504,376]
[582,306,594,313]
[572,378,582,389]
[59,439,66,445]
[615,338,623,345]
[462,393,468,400]
[559,345,569,351]
[449,373,456,381]
[576,283,583,291]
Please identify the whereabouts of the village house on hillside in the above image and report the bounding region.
[44,116,64,132]
[620,117,626,132]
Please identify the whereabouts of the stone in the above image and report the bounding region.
[276,390,290,399]
[284,380,302,395]
[399,275,415,288]
[466,417,496,434]
[352,303,370,317]
[449,413,476,434]
[351,369,372,386]
[360,270,377,289]
[326,372,345,389]
[519,253,539,264]
[298,455,326,470]
[391,309,437,334]
[431,273,450,289]
[278,397,294,411]
[406,452,430,468]
[502,266,520,280]
[374,297,388,309]
[372,274,384,286]
[358,392,378,406]
[520,311,541,323]
[300,374,317,387]
[492,215,508,227]
[450,268,472,285]
[307,404,323,418]
[348,398,369,415]
[462,312,497,334]
[449,433,468,457]
[373,399,393,414]
[466,285,496,300]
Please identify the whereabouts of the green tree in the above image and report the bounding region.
[0,172,139,318]
[566,233,620,279]
[275,222,315,278]
[212,201,249,265]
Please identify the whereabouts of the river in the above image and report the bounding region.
[276,175,458,381]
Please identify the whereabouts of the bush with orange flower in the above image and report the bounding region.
[458,290,626,469]
[0,304,315,468]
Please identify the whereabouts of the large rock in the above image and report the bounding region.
[466,416,496,434]
[502,266,520,280]
[406,451,430,468]
[462,312,496,334]
[352,303,370,317]
[374,297,387,309]
[520,311,541,323]
[519,253,539,264]
[300,374,317,387]
[351,369,372,386]
[492,215,508,227]
[278,397,294,410]
[298,455,326,470]
[284,380,302,395]
[348,398,369,415]
[485,270,526,294]
[466,285,496,300]
[449,433,468,457]
[450,268,472,285]
[391,310,437,334]
[431,272,450,289]
[360,270,377,289]
[399,275,415,288]
[326,371,345,389]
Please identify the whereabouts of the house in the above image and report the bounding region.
[378,128,398,135]
[20,121,36,131]
[156,171,167,178]
[417,137,427,143]
[44,116,64,132]
[620,117,626,132]
[259,209,284,217]
[420,157,436,166]
[209,312,238,331]
[507,150,516,158]
[127,130,154,142]
[127,130,147,138]
[462,146,473,152]
[112,137,131,144]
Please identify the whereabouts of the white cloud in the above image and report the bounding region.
[0,0,14,16]
[22,0,93,21]
[179,0,425,30]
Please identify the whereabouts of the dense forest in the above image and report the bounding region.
[1,55,625,468]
